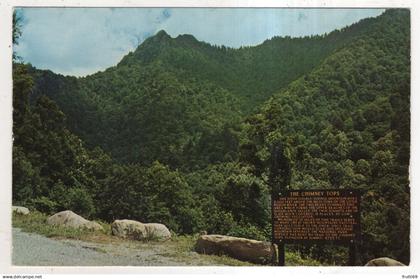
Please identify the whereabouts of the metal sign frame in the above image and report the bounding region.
[271,189,361,266]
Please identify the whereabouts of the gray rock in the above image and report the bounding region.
[195,234,275,264]
[47,210,103,231]
[144,223,171,240]
[111,219,147,240]
[111,219,171,241]
[365,257,405,266]
[12,206,30,215]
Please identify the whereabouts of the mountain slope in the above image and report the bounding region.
[240,9,410,264]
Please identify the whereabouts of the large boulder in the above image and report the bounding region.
[195,234,275,264]
[111,219,147,240]
[365,257,405,266]
[111,219,171,241]
[47,210,103,231]
[144,223,171,240]
[12,206,30,215]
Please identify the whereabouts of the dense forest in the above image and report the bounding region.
[13,9,410,265]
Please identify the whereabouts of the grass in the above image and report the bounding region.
[12,211,322,266]
[286,250,324,266]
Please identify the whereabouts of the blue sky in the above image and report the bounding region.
[15,8,385,77]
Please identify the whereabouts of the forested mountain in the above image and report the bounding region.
[13,9,410,265]
[27,10,398,168]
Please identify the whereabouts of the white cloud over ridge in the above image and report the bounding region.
[15,8,385,77]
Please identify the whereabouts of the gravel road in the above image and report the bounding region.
[12,228,225,266]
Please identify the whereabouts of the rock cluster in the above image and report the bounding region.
[15,205,409,266]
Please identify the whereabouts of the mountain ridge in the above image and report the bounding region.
[26,9,405,167]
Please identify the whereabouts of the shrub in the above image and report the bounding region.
[27,196,58,214]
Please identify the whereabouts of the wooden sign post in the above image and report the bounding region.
[272,189,361,266]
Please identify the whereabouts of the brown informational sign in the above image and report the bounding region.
[272,189,360,244]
